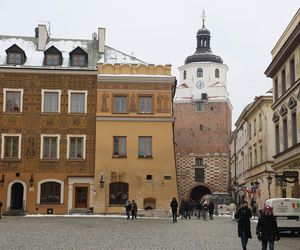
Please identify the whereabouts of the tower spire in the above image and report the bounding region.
[202,9,206,28]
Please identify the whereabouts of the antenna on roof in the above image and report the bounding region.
[37,20,51,36]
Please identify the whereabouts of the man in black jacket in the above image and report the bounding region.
[256,205,279,250]
[234,201,252,250]
[170,197,178,222]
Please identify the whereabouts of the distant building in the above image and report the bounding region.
[229,93,275,210]
[94,63,178,216]
[0,25,145,214]
[265,8,300,198]
[174,15,232,202]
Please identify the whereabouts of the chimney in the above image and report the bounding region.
[37,24,48,51]
[98,27,106,53]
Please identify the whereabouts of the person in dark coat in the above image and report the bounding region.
[184,200,191,219]
[234,201,252,250]
[170,197,178,222]
[125,200,132,220]
[131,200,137,219]
[208,200,215,220]
[256,205,280,250]
[251,198,257,218]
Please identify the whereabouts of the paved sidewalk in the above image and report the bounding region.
[0,215,298,250]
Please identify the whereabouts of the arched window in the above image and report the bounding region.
[197,68,203,77]
[183,70,187,80]
[215,69,220,78]
[109,182,128,205]
[40,182,61,204]
[144,197,156,210]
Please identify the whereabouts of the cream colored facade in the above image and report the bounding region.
[93,63,178,216]
[265,8,300,198]
[229,95,275,210]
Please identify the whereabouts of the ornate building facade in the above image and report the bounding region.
[93,63,178,216]
[174,16,232,202]
[265,8,300,199]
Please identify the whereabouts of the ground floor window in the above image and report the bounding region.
[109,182,128,205]
[40,182,61,204]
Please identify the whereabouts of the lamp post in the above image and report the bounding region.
[99,174,105,188]
[0,174,4,187]
[267,173,273,199]
[29,174,34,187]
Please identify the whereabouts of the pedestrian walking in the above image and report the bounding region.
[208,200,215,220]
[202,200,208,220]
[170,197,178,223]
[234,201,252,250]
[184,200,191,219]
[125,200,131,220]
[256,205,280,250]
[131,200,137,219]
[196,200,202,219]
[251,198,257,218]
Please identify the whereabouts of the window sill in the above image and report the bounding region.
[37,203,64,206]
[0,159,21,162]
[112,112,129,114]
[40,159,60,161]
[3,112,22,115]
[138,156,153,159]
[68,113,87,115]
[66,159,86,161]
[112,155,127,158]
[41,112,60,115]
[137,112,154,115]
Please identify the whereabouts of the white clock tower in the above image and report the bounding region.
[175,11,229,103]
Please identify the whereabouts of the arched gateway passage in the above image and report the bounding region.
[189,185,212,201]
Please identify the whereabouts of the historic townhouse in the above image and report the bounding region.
[229,93,276,210]
[0,25,144,214]
[174,15,232,203]
[94,63,178,216]
[265,8,300,198]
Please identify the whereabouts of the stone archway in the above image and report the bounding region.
[188,184,212,202]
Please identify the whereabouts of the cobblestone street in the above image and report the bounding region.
[0,215,299,250]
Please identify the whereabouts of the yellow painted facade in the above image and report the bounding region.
[94,64,178,216]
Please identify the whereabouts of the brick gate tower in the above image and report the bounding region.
[174,12,232,203]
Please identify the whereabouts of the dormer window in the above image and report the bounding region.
[6,44,26,65]
[215,69,220,78]
[197,68,203,77]
[44,46,62,66]
[70,47,88,67]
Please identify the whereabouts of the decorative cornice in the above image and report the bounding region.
[96,117,175,122]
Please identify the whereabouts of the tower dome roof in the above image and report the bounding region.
[185,12,223,64]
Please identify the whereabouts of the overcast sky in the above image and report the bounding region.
[1,0,299,125]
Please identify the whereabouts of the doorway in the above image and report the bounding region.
[10,183,24,210]
[75,187,88,208]
[189,185,211,202]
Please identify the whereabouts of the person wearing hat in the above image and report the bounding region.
[256,205,279,250]
[234,201,252,250]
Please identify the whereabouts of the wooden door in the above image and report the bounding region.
[75,187,88,208]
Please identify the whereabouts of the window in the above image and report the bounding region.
[248,123,252,139]
[199,124,203,131]
[291,111,297,146]
[109,182,128,205]
[283,118,288,150]
[281,68,286,94]
[254,149,257,166]
[71,54,86,67]
[41,134,60,160]
[3,88,23,113]
[45,54,60,66]
[67,135,86,160]
[68,90,87,113]
[183,70,187,80]
[260,145,263,163]
[275,124,280,154]
[249,151,252,167]
[196,101,204,112]
[259,114,262,131]
[195,157,204,166]
[197,68,203,77]
[8,52,23,65]
[290,57,295,86]
[146,175,152,181]
[195,168,204,182]
[42,90,61,113]
[139,136,152,157]
[40,182,61,204]
[113,96,127,113]
[274,78,278,101]
[1,134,22,159]
[215,69,220,78]
[139,96,152,113]
[254,119,256,136]
[113,136,127,157]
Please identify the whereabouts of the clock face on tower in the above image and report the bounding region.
[196,80,205,89]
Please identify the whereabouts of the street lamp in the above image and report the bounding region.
[267,173,273,199]
[0,174,4,187]
[99,174,105,188]
[29,174,34,187]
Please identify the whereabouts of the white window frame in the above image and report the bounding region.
[66,134,86,160]
[37,178,64,205]
[41,89,62,113]
[68,90,88,114]
[1,133,22,159]
[40,134,60,160]
[3,88,24,113]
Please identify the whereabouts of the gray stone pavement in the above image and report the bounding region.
[0,215,299,250]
